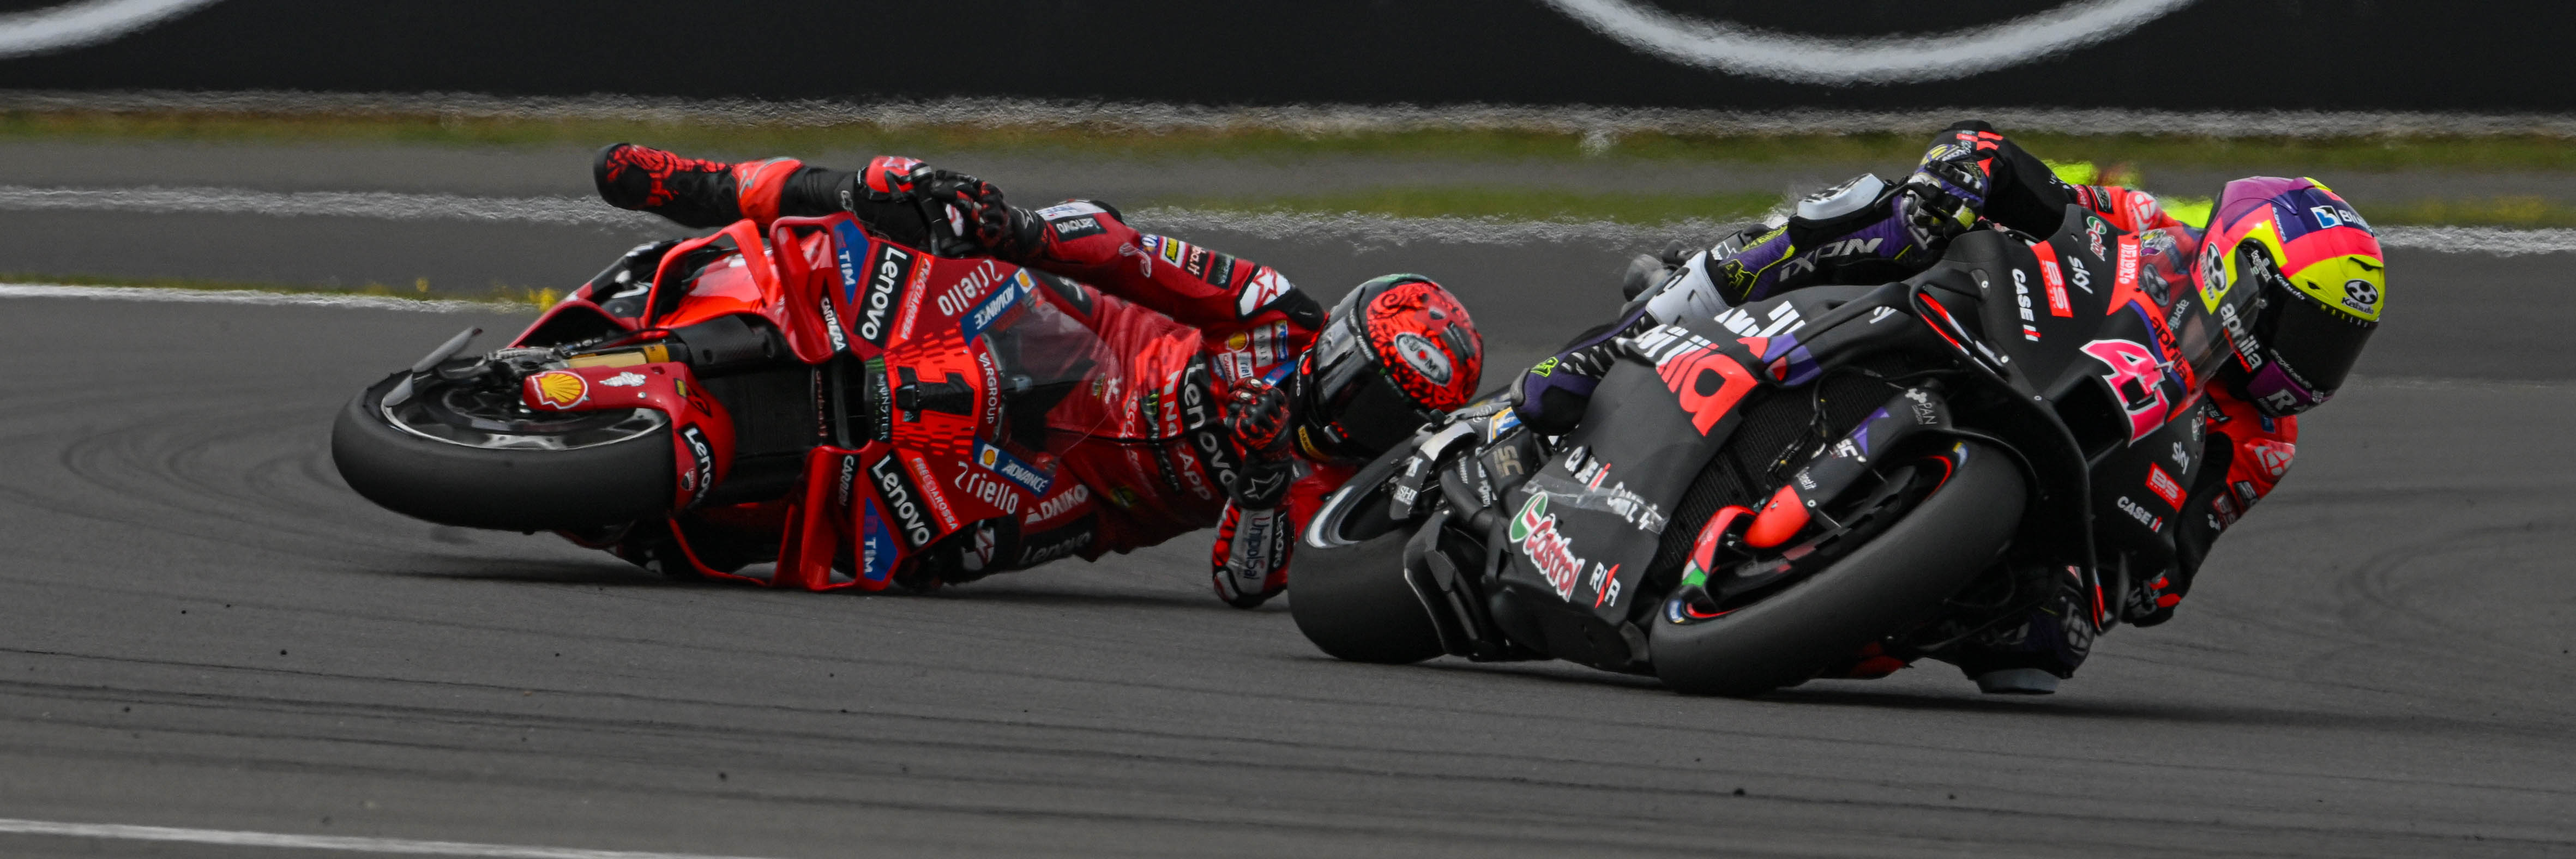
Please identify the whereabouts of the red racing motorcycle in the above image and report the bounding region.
[333,214,1113,588]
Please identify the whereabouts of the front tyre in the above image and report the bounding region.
[1289,533,1444,664]
[1652,441,2025,696]
[332,370,675,532]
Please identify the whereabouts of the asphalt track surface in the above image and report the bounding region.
[0,149,2572,857]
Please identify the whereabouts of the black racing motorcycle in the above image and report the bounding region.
[1291,202,2243,695]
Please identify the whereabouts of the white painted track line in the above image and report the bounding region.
[0,283,521,312]
[0,816,780,859]
[0,184,2567,254]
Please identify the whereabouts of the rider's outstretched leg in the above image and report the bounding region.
[991,199,1322,331]
[594,143,941,234]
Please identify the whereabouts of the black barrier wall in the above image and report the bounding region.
[0,0,2565,111]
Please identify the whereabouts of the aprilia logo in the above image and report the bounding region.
[868,455,935,547]
[1630,324,1758,435]
[856,243,914,347]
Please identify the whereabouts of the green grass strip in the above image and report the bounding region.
[1152,187,2576,231]
[7,110,2576,173]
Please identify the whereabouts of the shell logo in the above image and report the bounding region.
[529,371,589,410]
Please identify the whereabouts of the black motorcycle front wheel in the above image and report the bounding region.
[332,370,676,532]
[1651,441,2026,696]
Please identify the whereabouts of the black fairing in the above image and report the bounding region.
[1483,204,2247,668]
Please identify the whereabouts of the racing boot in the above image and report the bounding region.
[1710,173,1973,305]
[593,143,863,228]
[1943,577,2096,694]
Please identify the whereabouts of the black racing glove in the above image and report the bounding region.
[912,168,1015,257]
[1222,377,1295,509]
[840,156,1013,257]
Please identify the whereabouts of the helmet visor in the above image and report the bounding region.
[1317,364,1434,457]
[2261,288,2375,403]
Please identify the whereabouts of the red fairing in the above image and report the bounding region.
[517,362,734,512]
[513,197,1332,592]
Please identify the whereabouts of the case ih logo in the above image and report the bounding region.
[868,455,935,548]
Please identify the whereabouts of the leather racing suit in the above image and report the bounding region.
[606,151,1341,606]
[1512,122,2298,679]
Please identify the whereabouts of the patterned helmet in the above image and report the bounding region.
[1295,275,1482,462]
[2196,177,2384,416]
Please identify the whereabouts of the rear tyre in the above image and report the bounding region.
[1290,533,1444,664]
[332,370,676,532]
[1652,441,2025,696]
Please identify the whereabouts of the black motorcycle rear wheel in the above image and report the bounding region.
[332,370,676,532]
[1651,441,2025,696]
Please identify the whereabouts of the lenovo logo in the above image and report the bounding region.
[868,455,935,547]
[857,243,914,347]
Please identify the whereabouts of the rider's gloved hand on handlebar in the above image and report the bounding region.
[1221,378,1296,508]
[844,156,1016,257]
[912,168,1016,256]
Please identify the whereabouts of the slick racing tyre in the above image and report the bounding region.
[332,370,675,532]
[1652,441,2025,696]
[1289,531,1444,664]
[1291,439,1447,664]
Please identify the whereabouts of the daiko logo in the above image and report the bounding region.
[0,0,228,59]
[1535,0,2196,84]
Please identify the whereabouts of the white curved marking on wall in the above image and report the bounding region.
[0,0,226,60]
[1536,0,2198,84]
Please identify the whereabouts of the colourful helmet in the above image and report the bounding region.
[1296,275,1483,462]
[2196,177,2384,416]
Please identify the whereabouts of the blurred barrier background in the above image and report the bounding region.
[0,0,2561,111]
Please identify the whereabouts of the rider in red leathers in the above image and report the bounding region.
[592,144,1485,607]
[1513,122,2384,692]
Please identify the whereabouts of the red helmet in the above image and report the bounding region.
[1295,275,1482,462]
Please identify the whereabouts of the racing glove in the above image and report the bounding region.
[838,156,1013,257]
[1221,377,1296,509]
[1210,502,1292,609]
[1210,377,1297,608]
[1514,308,1656,436]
